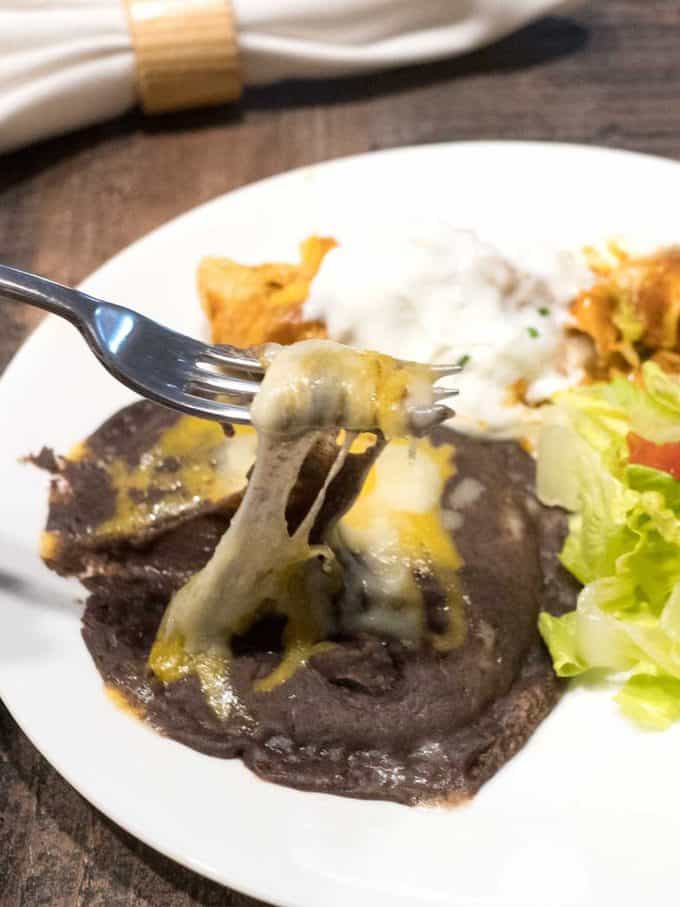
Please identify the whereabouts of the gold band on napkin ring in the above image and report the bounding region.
[124,0,242,114]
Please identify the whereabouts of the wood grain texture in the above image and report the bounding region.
[2,2,680,903]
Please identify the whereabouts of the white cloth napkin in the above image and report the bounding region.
[1,0,575,154]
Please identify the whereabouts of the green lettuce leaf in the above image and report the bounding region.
[559,476,636,585]
[538,612,586,676]
[537,365,680,728]
[630,362,680,443]
[626,463,680,510]
[616,674,680,730]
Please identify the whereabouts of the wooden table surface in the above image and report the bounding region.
[2,2,680,904]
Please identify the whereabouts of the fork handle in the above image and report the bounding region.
[0,264,97,326]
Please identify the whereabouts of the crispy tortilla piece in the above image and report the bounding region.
[198,236,334,347]
[572,244,680,376]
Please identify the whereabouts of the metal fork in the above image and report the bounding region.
[0,264,460,425]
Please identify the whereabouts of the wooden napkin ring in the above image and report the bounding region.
[124,0,242,114]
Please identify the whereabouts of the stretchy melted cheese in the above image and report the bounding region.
[253,340,437,437]
[332,437,464,650]
[149,340,455,711]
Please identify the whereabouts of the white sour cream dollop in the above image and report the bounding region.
[303,224,593,440]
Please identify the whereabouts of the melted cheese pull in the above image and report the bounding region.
[252,340,441,438]
[149,339,459,714]
[149,428,351,713]
[334,437,463,650]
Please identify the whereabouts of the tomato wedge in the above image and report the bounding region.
[627,432,680,480]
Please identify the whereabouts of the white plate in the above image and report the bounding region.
[2,142,680,907]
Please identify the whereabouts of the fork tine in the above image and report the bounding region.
[430,364,463,377]
[432,386,460,402]
[199,344,265,373]
[430,402,456,424]
[178,393,254,424]
[185,371,260,398]
[409,402,454,434]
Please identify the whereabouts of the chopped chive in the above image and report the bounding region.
[457,354,471,367]
[538,306,550,317]
[527,326,540,339]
